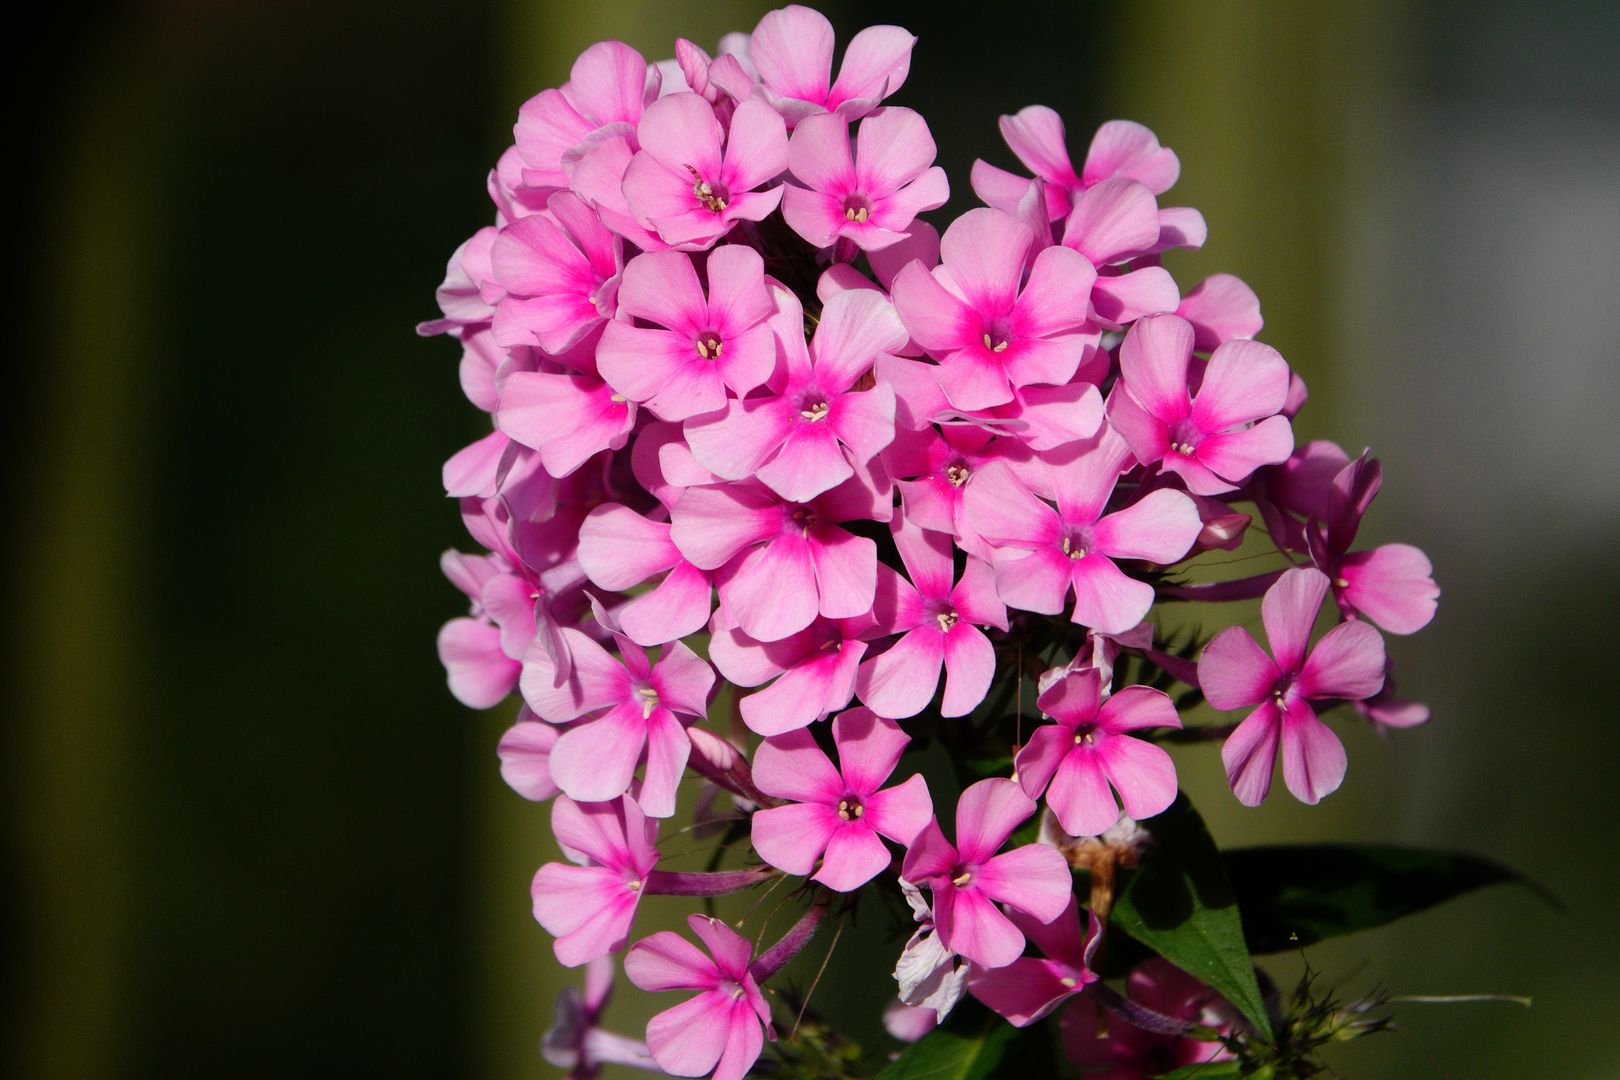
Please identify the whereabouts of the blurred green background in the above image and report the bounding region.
[10,1,1619,1077]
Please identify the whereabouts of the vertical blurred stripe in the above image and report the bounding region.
[13,19,170,1080]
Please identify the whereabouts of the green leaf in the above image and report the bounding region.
[1223,843,1555,954]
[1153,1062,1245,1079]
[877,1002,1017,1080]
[1109,795,1273,1041]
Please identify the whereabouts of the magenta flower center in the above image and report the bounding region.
[799,398,830,422]
[945,461,971,487]
[1071,722,1098,745]
[1061,526,1095,560]
[842,194,872,223]
[1168,418,1203,457]
[685,166,730,212]
[790,505,820,531]
[980,317,1012,354]
[935,608,959,632]
[949,863,978,888]
[635,684,660,717]
[694,330,724,360]
[836,795,865,821]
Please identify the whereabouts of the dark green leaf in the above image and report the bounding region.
[1223,844,1555,954]
[877,1002,1017,1080]
[1109,795,1273,1041]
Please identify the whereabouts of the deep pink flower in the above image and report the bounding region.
[1200,567,1387,806]
[543,957,661,1079]
[971,110,1180,221]
[623,94,787,249]
[686,288,906,503]
[885,423,1030,560]
[709,615,879,735]
[748,5,915,126]
[782,107,948,251]
[1060,958,1237,1078]
[597,246,777,421]
[669,472,887,644]
[521,628,715,817]
[857,515,1007,718]
[967,894,1100,1026]
[514,41,658,190]
[624,915,773,1080]
[497,369,637,479]
[532,795,660,966]
[965,430,1201,634]
[1015,668,1181,837]
[1307,452,1439,634]
[750,708,932,890]
[891,207,1097,410]
[1110,313,1295,496]
[490,191,622,354]
[900,778,1072,969]
[577,503,713,646]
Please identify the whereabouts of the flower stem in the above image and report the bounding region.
[1158,569,1285,603]
[750,896,831,981]
[644,867,775,897]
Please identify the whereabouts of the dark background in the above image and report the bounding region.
[9,1,1618,1077]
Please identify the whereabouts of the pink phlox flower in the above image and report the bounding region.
[1254,439,1351,553]
[521,625,715,817]
[1306,451,1439,634]
[858,516,1008,719]
[1014,668,1181,837]
[883,1000,939,1043]
[498,707,563,801]
[669,470,887,643]
[1200,566,1387,806]
[709,614,880,736]
[491,190,623,354]
[417,226,502,336]
[544,957,661,1079]
[879,353,1104,455]
[598,246,777,421]
[686,287,906,503]
[1110,312,1296,495]
[630,420,722,512]
[437,549,523,709]
[964,427,1201,634]
[578,502,714,646]
[533,795,661,966]
[1356,659,1431,739]
[893,878,969,1021]
[967,893,1102,1026]
[1059,178,1181,326]
[623,93,787,250]
[900,777,1073,969]
[886,422,1030,559]
[782,106,949,251]
[1060,958,1238,1078]
[891,207,1099,410]
[749,707,932,890]
[669,35,756,110]
[497,367,637,480]
[624,914,773,1080]
[971,110,1180,221]
[1176,273,1263,353]
[564,130,669,252]
[1187,491,1253,554]
[490,144,554,223]
[747,5,915,127]
[515,40,660,190]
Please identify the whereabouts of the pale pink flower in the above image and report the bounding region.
[1059,178,1181,325]
[967,894,1100,1026]
[709,615,879,735]
[532,795,660,966]
[597,246,777,421]
[497,369,637,479]
[685,288,906,503]
[577,503,713,646]
[782,107,948,251]
[901,778,1073,969]
[521,628,715,817]
[971,110,1180,221]
[490,192,622,353]
[1060,958,1238,1077]
[1201,567,1387,806]
[1176,273,1263,352]
[515,41,658,190]
[891,207,1097,410]
[748,5,915,126]
[497,709,561,800]
[1015,669,1181,837]
[750,708,932,890]
[624,915,772,1080]
[857,515,1007,719]
[416,226,501,337]
[1110,313,1295,496]
[964,430,1201,634]
[623,94,787,249]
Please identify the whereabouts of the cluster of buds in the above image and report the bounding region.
[422,5,1438,1077]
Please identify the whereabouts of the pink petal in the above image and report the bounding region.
[809,526,878,620]
[1262,567,1330,674]
[626,930,721,991]
[783,184,847,249]
[955,777,1035,865]
[497,371,634,478]
[1096,734,1178,821]
[939,208,1031,315]
[1118,313,1194,422]
[1190,338,1290,432]
[939,886,1027,969]
[685,396,796,482]
[638,92,724,178]
[497,718,560,800]
[969,957,1083,1027]
[864,772,933,847]
[975,843,1072,923]
[750,801,839,875]
[438,618,519,709]
[901,817,957,882]
[786,110,853,193]
[619,562,712,646]
[991,548,1073,617]
[1090,265,1181,325]
[1065,178,1160,264]
[1199,627,1278,711]
[565,40,649,127]
[1221,701,1282,807]
[1067,555,1155,635]
[963,460,1060,548]
[578,504,680,590]
[548,703,646,803]
[1098,685,1181,733]
[689,913,756,981]
[1178,273,1263,352]
[1194,416,1295,489]
[532,864,639,966]
[442,429,507,498]
[1012,245,1096,340]
[1339,544,1439,634]
[669,482,783,569]
[832,707,911,795]
[721,98,789,191]
[752,727,844,804]
[855,106,935,193]
[617,248,705,332]
[813,287,910,392]
[1279,700,1347,805]
[1152,205,1208,253]
[999,106,1078,191]
[1093,488,1200,564]
[711,998,766,1080]
[815,823,892,891]
[750,5,834,104]
[739,639,866,736]
[890,261,977,354]
[1015,725,1071,802]
[859,628,944,719]
[1045,749,1121,837]
[829,23,915,110]
[645,991,730,1078]
[830,385,898,465]
[941,626,996,718]
[520,627,628,722]
[1082,120,1179,194]
[1298,620,1387,701]
[724,530,819,642]
[548,795,641,869]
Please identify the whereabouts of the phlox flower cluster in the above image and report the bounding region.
[423,6,1439,1076]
